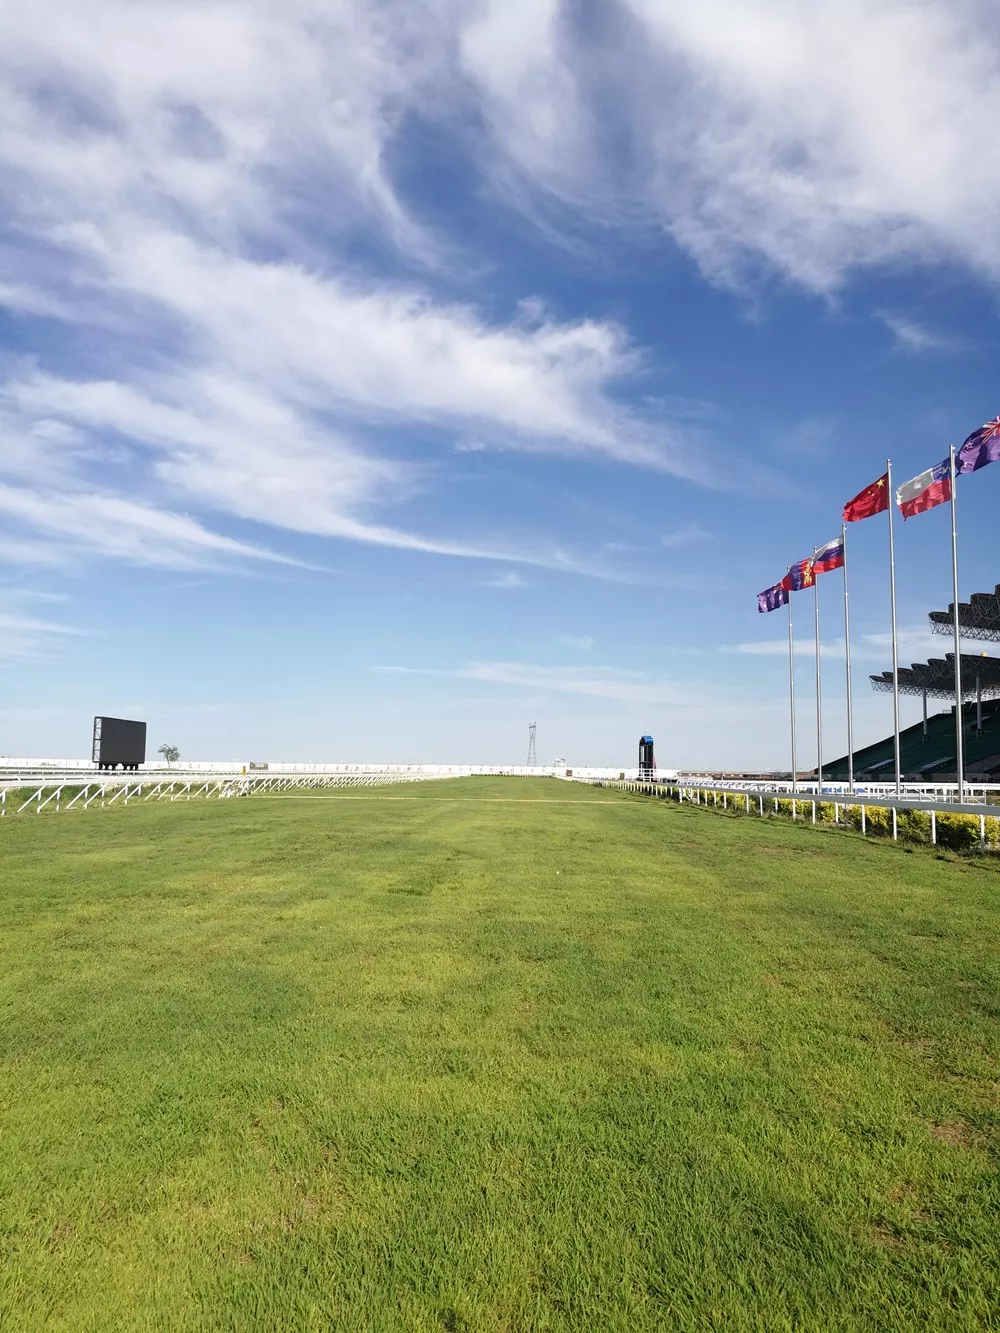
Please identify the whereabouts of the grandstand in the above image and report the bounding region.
[825,695,1000,782]
[827,585,1000,781]
[929,584,1000,642]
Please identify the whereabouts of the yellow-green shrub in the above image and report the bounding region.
[712,790,739,811]
[774,798,806,817]
[679,787,1000,855]
[935,812,1000,851]
[860,805,892,836]
[896,808,931,842]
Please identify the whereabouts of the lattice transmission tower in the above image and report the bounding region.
[527,722,537,767]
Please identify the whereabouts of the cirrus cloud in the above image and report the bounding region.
[462,0,1000,291]
[0,0,996,576]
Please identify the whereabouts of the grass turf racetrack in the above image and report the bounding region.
[2,777,999,1331]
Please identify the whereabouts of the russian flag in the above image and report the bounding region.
[812,536,844,574]
[896,459,951,519]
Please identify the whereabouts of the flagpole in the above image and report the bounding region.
[887,457,902,796]
[950,444,965,802]
[814,548,823,794]
[788,567,798,797]
[842,522,854,794]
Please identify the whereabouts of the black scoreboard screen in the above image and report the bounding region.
[92,716,147,770]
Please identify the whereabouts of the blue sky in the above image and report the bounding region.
[1,0,998,767]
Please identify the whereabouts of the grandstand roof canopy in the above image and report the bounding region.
[870,652,1000,700]
[929,585,1000,642]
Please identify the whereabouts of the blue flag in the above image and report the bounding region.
[757,582,789,614]
[956,416,1000,474]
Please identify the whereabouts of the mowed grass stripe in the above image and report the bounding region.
[1,776,998,1330]
[260,795,625,802]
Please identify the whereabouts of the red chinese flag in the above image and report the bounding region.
[843,472,889,522]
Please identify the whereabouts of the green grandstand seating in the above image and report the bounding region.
[825,698,1000,780]
[967,754,1000,775]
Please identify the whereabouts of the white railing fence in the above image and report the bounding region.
[578,778,1000,850]
[0,768,441,817]
[0,762,645,818]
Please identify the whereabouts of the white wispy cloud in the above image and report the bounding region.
[733,638,848,660]
[772,416,836,463]
[661,522,712,548]
[483,571,527,590]
[0,484,300,570]
[462,0,1000,290]
[1,0,997,578]
[0,591,85,661]
[558,635,595,652]
[732,626,945,662]
[859,628,951,659]
[878,312,962,354]
[375,659,709,709]
[0,3,693,572]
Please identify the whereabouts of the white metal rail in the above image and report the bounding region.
[0,768,437,817]
[664,777,1000,803]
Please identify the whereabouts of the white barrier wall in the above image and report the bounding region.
[0,759,660,780]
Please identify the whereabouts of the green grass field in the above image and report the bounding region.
[2,777,999,1331]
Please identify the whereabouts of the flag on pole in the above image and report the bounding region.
[843,472,889,522]
[757,582,789,613]
[812,535,845,574]
[896,460,951,518]
[781,558,816,591]
[956,415,1000,474]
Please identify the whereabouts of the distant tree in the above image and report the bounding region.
[158,743,180,765]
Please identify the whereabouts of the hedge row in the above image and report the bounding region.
[674,788,1000,852]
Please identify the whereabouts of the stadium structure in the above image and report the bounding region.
[827,584,1000,781]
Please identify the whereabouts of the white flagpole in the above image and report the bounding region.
[887,457,902,796]
[842,522,854,794]
[950,444,965,801]
[814,548,823,793]
[788,568,798,796]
